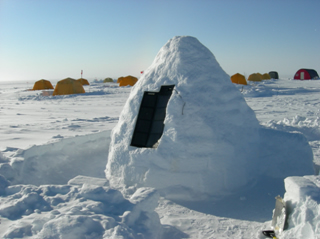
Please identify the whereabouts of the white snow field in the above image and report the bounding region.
[0,36,319,238]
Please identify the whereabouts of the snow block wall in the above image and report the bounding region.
[281,176,320,238]
[1,131,110,186]
[106,36,262,200]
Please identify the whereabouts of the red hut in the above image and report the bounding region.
[294,69,319,80]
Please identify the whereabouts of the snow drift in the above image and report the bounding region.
[105,36,314,201]
[0,178,163,238]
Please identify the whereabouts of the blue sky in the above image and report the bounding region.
[0,0,319,82]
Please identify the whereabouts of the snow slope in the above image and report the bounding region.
[0,36,319,238]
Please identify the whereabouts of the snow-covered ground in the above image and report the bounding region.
[1,79,319,239]
[1,36,320,238]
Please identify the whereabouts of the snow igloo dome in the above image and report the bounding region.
[105,36,261,200]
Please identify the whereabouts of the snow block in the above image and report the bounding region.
[284,176,320,202]
[68,175,109,187]
[9,131,110,185]
[281,175,320,238]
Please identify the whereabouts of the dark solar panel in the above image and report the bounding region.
[131,85,175,148]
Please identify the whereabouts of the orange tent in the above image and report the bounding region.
[117,77,123,83]
[230,73,247,85]
[32,79,54,90]
[77,78,90,85]
[53,78,85,96]
[117,75,138,86]
[247,73,262,82]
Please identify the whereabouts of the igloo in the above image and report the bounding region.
[105,36,263,200]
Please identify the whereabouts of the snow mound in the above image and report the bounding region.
[281,175,320,238]
[106,36,260,200]
[241,79,320,98]
[0,179,162,239]
[105,36,314,201]
[264,115,320,141]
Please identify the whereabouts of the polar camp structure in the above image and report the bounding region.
[105,36,314,201]
[106,36,261,199]
[269,71,279,79]
[53,78,85,96]
[32,79,54,90]
[77,78,90,85]
[230,73,247,85]
[247,73,262,82]
[261,73,271,80]
[294,69,319,80]
[117,75,138,86]
[257,73,263,79]
[103,77,114,83]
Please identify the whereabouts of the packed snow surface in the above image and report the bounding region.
[0,36,319,238]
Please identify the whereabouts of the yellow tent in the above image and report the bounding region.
[77,78,90,85]
[247,73,262,82]
[104,77,114,83]
[230,73,247,85]
[257,73,263,79]
[261,73,271,80]
[118,75,138,86]
[32,79,54,90]
[53,78,85,96]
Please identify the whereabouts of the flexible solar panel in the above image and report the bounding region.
[131,85,175,148]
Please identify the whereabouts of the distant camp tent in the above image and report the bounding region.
[269,71,279,79]
[117,77,123,83]
[117,75,138,86]
[247,73,262,82]
[77,78,90,85]
[230,73,247,85]
[294,69,319,80]
[32,79,54,90]
[103,77,114,83]
[53,78,85,96]
[261,73,271,80]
